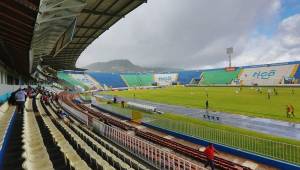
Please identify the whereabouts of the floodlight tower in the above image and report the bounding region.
[226,47,233,67]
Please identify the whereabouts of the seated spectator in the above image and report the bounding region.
[42,95,50,105]
[57,109,70,124]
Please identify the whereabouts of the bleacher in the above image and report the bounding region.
[238,64,297,85]
[121,73,153,87]
[177,70,202,85]
[57,72,89,91]
[88,72,127,88]
[200,68,241,85]
[69,73,102,90]
[55,62,300,89]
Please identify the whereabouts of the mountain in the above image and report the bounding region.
[83,59,181,72]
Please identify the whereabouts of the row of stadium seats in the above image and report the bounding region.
[1,103,24,169]
[57,72,89,91]
[49,101,149,170]
[200,69,241,85]
[121,73,153,87]
[22,99,54,170]
[69,73,102,90]
[88,72,127,88]
[177,70,202,84]
[51,94,149,169]
[0,102,13,149]
[46,102,135,170]
[61,93,252,170]
[36,96,91,170]
[135,131,251,170]
[42,103,119,170]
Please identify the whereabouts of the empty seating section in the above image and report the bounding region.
[22,99,54,170]
[61,93,253,170]
[1,104,24,170]
[135,131,250,170]
[49,102,149,170]
[43,105,117,170]
[36,95,91,170]
[238,64,296,85]
[121,74,153,87]
[88,72,127,88]
[177,71,202,84]
[200,69,241,85]
[0,103,14,160]
[57,72,88,90]
[43,93,149,170]
[70,73,102,89]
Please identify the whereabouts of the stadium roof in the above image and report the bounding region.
[0,0,146,76]
[0,0,40,75]
[34,0,146,72]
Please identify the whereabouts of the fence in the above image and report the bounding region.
[95,103,300,165]
[91,119,206,170]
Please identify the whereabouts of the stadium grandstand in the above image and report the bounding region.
[177,70,202,85]
[1,1,300,170]
[199,68,241,85]
[59,61,300,88]
[121,73,154,87]
[88,72,127,88]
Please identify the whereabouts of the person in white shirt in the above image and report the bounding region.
[15,88,26,114]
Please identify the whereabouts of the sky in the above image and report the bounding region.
[76,0,300,70]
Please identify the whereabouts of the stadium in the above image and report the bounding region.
[0,1,300,170]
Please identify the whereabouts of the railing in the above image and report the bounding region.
[91,119,206,170]
[95,103,300,165]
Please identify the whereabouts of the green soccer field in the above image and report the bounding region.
[103,86,300,122]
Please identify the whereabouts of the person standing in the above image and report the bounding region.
[290,105,295,118]
[205,100,209,110]
[286,105,291,118]
[203,143,219,170]
[15,88,26,114]
[121,101,125,108]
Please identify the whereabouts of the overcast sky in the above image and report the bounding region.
[76,0,300,70]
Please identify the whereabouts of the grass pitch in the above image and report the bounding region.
[104,86,300,122]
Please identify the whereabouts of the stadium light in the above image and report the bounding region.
[226,47,233,67]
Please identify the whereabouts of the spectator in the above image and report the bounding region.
[15,88,26,114]
[203,143,219,170]
[57,109,70,124]
[42,94,50,105]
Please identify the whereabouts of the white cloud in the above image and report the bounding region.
[233,14,300,67]
[77,0,283,69]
